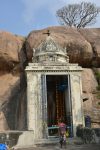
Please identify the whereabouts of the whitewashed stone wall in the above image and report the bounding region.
[27,73,42,139]
[70,73,84,136]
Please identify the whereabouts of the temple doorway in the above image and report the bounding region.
[46,75,71,128]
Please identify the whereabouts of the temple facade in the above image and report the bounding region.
[25,36,84,141]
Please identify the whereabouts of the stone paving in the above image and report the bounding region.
[17,144,100,150]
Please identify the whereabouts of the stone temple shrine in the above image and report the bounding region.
[25,35,84,142]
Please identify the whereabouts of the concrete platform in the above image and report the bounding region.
[16,143,100,150]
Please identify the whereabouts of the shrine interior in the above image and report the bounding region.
[46,75,71,127]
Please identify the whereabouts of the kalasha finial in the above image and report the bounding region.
[43,30,50,36]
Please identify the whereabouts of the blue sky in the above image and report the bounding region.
[0,0,100,36]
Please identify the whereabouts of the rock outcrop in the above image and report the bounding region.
[0,31,24,72]
[0,27,100,130]
[79,28,100,67]
[26,27,100,67]
[0,31,27,130]
[82,69,100,127]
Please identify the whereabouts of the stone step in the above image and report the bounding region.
[34,137,83,145]
[35,137,59,145]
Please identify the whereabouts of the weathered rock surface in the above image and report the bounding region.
[79,28,100,67]
[0,74,19,102]
[26,27,100,67]
[0,31,26,130]
[0,111,9,130]
[0,27,100,130]
[0,31,24,72]
[82,69,100,126]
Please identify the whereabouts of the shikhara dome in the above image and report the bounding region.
[32,36,69,63]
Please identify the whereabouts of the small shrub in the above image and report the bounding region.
[76,127,96,143]
[96,92,100,99]
[98,102,100,105]
[95,72,100,84]
[96,85,100,91]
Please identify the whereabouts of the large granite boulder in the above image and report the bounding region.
[0,27,100,131]
[0,31,24,72]
[82,69,98,120]
[0,31,27,131]
[25,26,100,67]
[82,68,100,127]
[79,28,100,67]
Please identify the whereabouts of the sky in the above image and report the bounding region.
[0,0,100,36]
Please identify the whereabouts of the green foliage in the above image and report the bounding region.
[92,70,100,99]
[76,127,97,143]
[95,72,100,81]
[96,92,100,99]
[95,71,100,97]
[96,85,100,91]
[95,71,100,93]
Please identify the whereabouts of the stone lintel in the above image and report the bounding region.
[25,64,82,72]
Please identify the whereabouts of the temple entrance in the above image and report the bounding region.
[46,75,71,128]
[26,35,84,140]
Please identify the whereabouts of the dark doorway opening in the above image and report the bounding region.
[46,75,69,127]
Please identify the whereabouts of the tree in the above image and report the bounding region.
[56,2,100,28]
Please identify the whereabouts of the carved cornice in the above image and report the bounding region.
[25,63,82,72]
